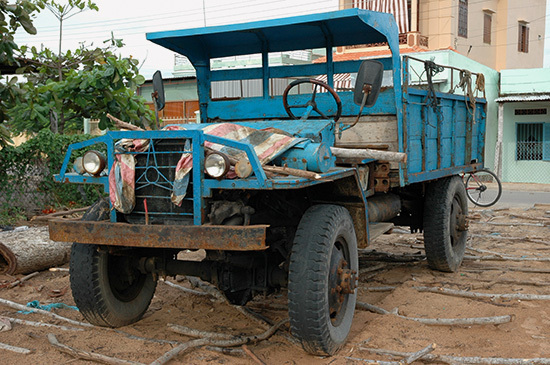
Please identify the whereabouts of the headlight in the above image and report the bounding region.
[73,157,84,174]
[82,150,106,176]
[205,152,230,179]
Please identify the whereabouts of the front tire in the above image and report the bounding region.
[70,200,157,327]
[423,176,468,272]
[465,170,502,207]
[288,205,358,356]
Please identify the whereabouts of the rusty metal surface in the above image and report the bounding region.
[49,220,268,251]
[372,162,390,192]
[367,193,401,222]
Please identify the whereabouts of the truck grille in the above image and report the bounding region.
[124,138,194,225]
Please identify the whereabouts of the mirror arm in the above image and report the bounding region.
[152,91,161,130]
[338,84,370,138]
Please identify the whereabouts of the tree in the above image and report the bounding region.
[0,0,42,147]
[43,0,98,81]
[7,0,154,134]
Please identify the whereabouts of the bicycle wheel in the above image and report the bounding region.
[465,170,502,207]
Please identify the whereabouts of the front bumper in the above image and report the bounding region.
[49,219,268,251]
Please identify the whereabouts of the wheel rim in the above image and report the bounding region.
[107,254,147,302]
[466,171,501,207]
[449,195,467,248]
[328,238,355,327]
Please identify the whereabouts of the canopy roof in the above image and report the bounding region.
[146,9,399,65]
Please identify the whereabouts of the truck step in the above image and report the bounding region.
[368,222,394,241]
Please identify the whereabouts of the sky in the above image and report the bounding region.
[14,0,339,78]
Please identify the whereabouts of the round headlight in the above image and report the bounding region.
[73,157,84,174]
[205,152,229,179]
[82,150,106,176]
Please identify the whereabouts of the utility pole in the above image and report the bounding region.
[202,0,207,26]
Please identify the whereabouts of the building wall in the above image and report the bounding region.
[418,0,453,50]
[501,68,550,94]
[503,0,546,70]
[418,0,546,70]
[497,68,550,184]
[500,101,550,183]
[455,0,499,68]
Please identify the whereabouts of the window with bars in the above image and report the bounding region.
[483,13,492,44]
[458,0,468,38]
[518,22,529,53]
[516,123,550,161]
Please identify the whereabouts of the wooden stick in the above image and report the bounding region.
[356,301,513,325]
[405,343,436,364]
[462,265,550,274]
[168,324,236,340]
[242,344,265,365]
[49,267,70,272]
[263,165,321,180]
[150,319,289,365]
[112,329,178,345]
[33,207,90,221]
[185,276,226,302]
[48,334,143,365]
[5,271,40,288]
[358,249,425,263]
[331,146,407,163]
[469,233,550,245]
[464,254,550,262]
[4,316,83,331]
[473,221,546,227]
[359,346,550,364]
[0,341,32,354]
[234,306,272,330]
[506,212,550,222]
[344,356,401,364]
[414,286,550,301]
[364,286,396,292]
[0,297,94,328]
[204,346,246,356]
[358,263,387,275]
[107,114,144,131]
[163,280,210,297]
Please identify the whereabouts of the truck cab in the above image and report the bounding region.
[50,9,486,356]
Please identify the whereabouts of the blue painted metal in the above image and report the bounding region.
[206,90,396,121]
[147,9,396,61]
[275,141,334,173]
[52,9,487,251]
[209,58,393,82]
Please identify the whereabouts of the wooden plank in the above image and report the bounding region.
[337,115,399,152]
[368,222,394,242]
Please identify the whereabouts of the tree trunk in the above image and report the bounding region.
[0,227,71,275]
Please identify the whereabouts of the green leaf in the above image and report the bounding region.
[134,75,145,85]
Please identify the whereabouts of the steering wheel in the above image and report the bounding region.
[282,78,342,122]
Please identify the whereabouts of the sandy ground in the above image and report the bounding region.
[0,203,549,364]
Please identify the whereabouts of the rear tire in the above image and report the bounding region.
[288,205,358,356]
[70,200,157,327]
[423,176,468,272]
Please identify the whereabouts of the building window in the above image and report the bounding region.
[518,22,529,53]
[516,123,550,161]
[483,13,492,44]
[458,0,468,38]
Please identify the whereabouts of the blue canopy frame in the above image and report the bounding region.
[147,9,404,135]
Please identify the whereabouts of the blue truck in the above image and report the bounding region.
[49,9,486,355]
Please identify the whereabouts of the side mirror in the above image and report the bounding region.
[152,70,165,111]
[353,60,384,107]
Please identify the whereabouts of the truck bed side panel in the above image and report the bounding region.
[404,88,486,183]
